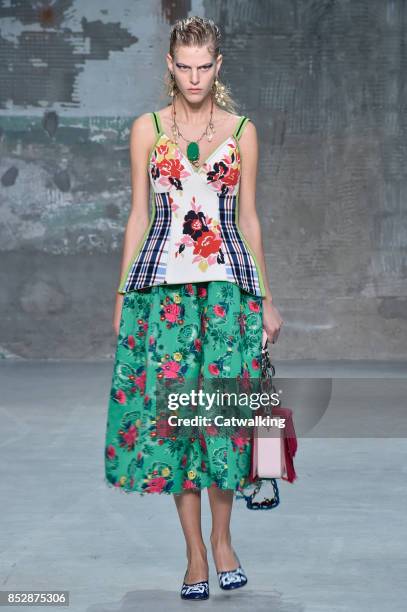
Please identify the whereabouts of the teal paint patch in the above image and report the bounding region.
[0,115,137,255]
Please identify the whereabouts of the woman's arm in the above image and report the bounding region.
[237,120,284,344]
[112,114,154,335]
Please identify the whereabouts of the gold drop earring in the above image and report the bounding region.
[212,76,227,107]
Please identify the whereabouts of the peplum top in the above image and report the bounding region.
[117,111,266,297]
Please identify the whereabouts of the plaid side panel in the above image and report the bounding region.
[123,192,171,291]
[218,194,261,296]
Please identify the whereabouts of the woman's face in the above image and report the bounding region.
[167,45,222,104]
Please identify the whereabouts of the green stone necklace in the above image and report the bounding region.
[171,95,215,168]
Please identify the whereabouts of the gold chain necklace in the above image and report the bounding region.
[170,95,215,168]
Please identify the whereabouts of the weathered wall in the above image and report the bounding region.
[0,0,406,359]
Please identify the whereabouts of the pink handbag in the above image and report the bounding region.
[250,405,298,482]
[236,333,298,509]
[249,334,298,484]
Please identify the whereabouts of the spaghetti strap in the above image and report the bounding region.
[151,111,163,137]
[233,115,250,141]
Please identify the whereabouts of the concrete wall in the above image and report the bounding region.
[0,0,406,359]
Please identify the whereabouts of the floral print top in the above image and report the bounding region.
[117,112,266,298]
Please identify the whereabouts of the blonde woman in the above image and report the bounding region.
[104,16,283,601]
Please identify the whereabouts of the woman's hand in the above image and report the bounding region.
[262,297,284,344]
[113,293,125,337]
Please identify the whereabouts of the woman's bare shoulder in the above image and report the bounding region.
[219,110,256,134]
[128,112,157,156]
[237,117,258,163]
[130,112,154,134]
[217,109,240,125]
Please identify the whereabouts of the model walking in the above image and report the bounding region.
[104,16,283,600]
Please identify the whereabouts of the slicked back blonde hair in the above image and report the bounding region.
[163,16,239,115]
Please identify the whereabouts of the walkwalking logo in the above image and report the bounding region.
[153,375,407,439]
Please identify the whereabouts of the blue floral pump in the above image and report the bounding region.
[217,549,248,590]
[180,570,209,600]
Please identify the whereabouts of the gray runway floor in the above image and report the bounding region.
[0,360,406,612]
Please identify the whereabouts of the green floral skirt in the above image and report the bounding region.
[104,280,264,496]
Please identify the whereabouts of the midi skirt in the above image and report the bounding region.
[104,280,264,496]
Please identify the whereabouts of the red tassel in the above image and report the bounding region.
[274,406,298,483]
[248,426,257,482]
